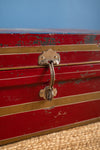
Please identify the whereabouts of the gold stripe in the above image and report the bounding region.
[0,91,100,117]
[0,60,100,71]
[0,117,99,146]
[0,44,100,54]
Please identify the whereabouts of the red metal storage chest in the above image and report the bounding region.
[0,29,100,145]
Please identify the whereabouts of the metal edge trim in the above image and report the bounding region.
[0,91,100,117]
[0,44,100,54]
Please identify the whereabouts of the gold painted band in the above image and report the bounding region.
[0,91,100,117]
[0,117,99,146]
[0,60,100,71]
[0,44,100,54]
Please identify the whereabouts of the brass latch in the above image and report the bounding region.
[38,49,60,100]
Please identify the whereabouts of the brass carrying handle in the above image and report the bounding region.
[38,49,60,100]
[49,61,55,89]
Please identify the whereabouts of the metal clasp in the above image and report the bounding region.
[38,49,60,100]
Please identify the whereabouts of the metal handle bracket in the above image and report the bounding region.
[38,49,60,100]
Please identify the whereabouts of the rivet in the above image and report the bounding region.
[54,56,57,59]
[41,56,45,60]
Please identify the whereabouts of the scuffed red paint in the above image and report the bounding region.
[0,29,100,144]
[0,33,100,47]
[0,51,100,68]
[0,63,100,107]
[0,100,100,141]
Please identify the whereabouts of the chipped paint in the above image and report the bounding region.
[90,65,93,68]
[84,35,97,44]
[45,106,55,110]
[81,72,96,78]
[0,32,100,47]
[75,79,84,84]
[54,111,67,118]
[0,43,3,47]
[58,67,61,70]
[58,80,67,85]
[33,37,60,45]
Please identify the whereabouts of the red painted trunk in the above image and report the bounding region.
[0,29,100,145]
